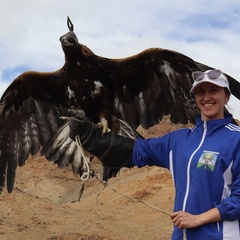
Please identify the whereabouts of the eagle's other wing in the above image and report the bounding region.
[0,70,71,193]
[109,49,240,130]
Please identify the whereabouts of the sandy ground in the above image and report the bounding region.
[0,118,193,240]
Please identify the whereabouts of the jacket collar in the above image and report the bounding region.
[195,113,233,134]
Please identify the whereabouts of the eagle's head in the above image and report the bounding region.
[60,17,79,47]
[60,31,79,46]
[59,17,94,60]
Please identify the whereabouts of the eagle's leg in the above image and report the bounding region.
[111,115,121,132]
[97,117,111,134]
[97,115,121,134]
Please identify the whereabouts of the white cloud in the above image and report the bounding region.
[1,0,240,118]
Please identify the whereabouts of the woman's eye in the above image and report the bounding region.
[194,89,204,95]
[210,88,219,93]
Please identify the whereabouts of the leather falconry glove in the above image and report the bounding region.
[68,109,135,181]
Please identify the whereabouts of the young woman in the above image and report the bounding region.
[68,69,240,240]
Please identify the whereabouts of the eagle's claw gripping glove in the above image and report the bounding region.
[68,109,135,181]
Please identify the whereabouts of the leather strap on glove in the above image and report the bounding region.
[68,109,135,181]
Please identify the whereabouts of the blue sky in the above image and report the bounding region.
[1,0,240,118]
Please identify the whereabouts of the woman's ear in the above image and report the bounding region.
[225,94,230,104]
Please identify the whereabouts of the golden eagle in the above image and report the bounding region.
[0,17,240,194]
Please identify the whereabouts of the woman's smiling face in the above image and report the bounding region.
[194,82,230,121]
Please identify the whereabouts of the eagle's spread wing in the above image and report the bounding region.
[110,49,204,129]
[0,70,72,193]
[1,17,240,194]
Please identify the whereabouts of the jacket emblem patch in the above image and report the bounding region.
[197,150,219,171]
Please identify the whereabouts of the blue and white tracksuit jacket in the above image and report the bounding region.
[130,114,240,240]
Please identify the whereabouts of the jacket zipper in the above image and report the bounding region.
[182,121,207,211]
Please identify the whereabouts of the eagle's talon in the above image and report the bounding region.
[97,120,111,134]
